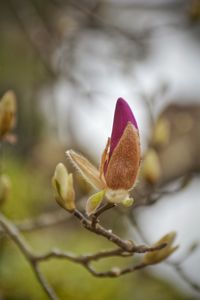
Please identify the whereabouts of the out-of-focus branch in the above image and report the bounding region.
[133,103,200,207]
[0,212,58,300]
[166,242,200,293]
[0,209,71,235]
[72,208,166,253]
[130,215,200,293]
[16,209,71,231]
[152,104,200,181]
[6,0,57,77]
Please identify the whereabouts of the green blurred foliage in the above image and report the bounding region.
[1,155,51,219]
[0,2,53,155]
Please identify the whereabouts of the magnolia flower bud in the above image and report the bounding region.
[52,163,75,211]
[143,231,179,265]
[0,90,17,138]
[67,98,141,207]
[0,174,11,206]
[103,98,141,191]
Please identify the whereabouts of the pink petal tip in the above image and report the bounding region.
[109,98,138,156]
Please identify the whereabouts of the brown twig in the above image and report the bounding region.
[0,212,58,300]
[91,202,115,227]
[73,209,166,253]
[0,209,166,300]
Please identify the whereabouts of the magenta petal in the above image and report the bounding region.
[109,98,138,158]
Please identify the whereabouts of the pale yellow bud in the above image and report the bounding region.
[121,197,134,207]
[52,163,75,211]
[142,148,161,184]
[0,174,11,206]
[143,231,179,265]
[0,90,17,137]
[152,118,170,147]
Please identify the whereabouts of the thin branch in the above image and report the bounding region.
[130,213,200,294]
[16,210,71,232]
[0,212,33,260]
[6,0,56,77]
[0,210,72,236]
[167,263,200,293]
[0,212,57,300]
[0,209,167,300]
[91,202,115,227]
[32,263,59,300]
[73,209,166,253]
[36,247,130,264]
[85,261,148,278]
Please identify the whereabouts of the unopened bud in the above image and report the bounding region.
[143,231,179,265]
[52,163,75,211]
[0,174,11,206]
[142,149,161,184]
[152,118,170,147]
[0,90,17,138]
[121,197,134,207]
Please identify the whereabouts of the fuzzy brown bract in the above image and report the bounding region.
[104,122,141,190]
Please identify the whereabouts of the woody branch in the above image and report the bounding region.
[0,207,166,300]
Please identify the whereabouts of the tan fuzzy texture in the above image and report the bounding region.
[105,123,141,190]
[66,150,106,190]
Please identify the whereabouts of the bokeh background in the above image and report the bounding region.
[0,0,200,299]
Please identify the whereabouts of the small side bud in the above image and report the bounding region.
[142,148,161,184]
[121,197,134,207]
[152,118,170,147]
[0,174,11,206]
[86,190,105,216]
[0,90,17,138]
[52,163,75,212]
[143,231,179,265]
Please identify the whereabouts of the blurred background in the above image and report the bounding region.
[0,0,200,299]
